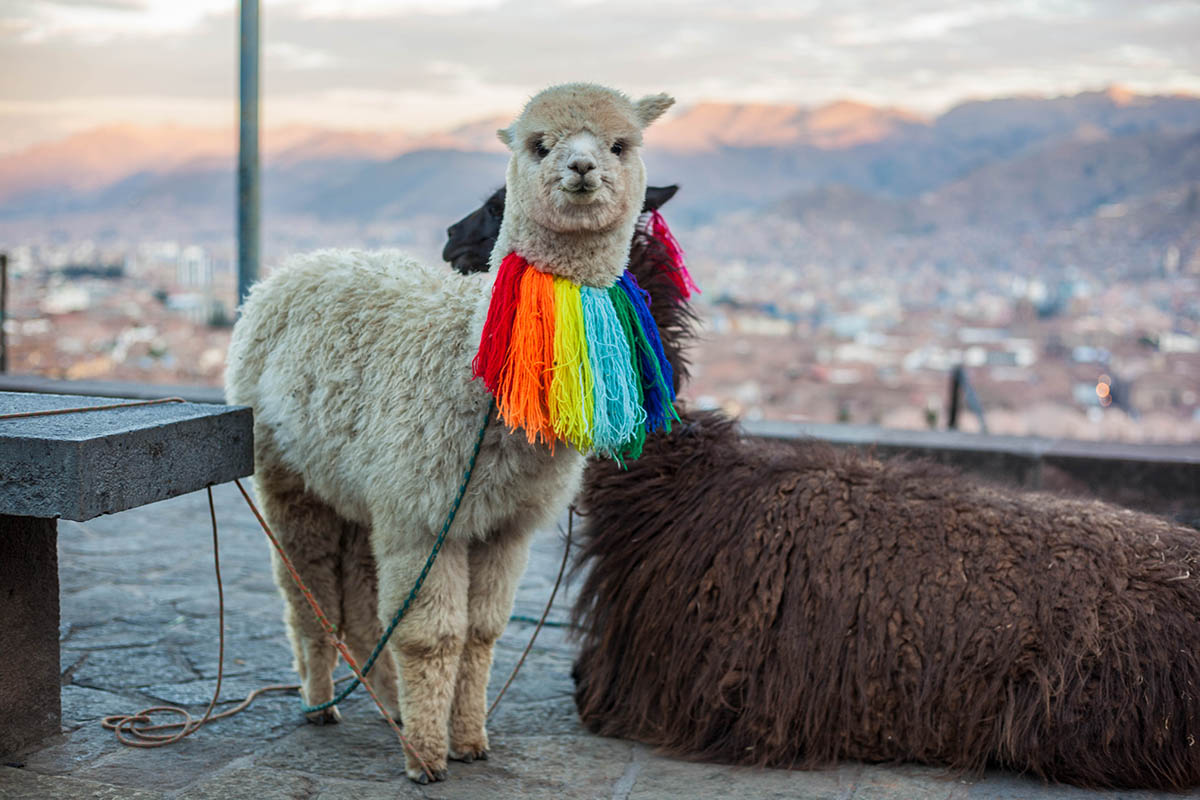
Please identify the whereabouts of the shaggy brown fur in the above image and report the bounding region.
[572,410,1200,790]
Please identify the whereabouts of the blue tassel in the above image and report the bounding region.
[617,271,677,432]
[580,287,645,458]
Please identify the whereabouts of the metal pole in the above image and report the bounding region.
[960,369,989,435]
[946,365,962,430]
[237,0,260,310]
[1,253,7,373]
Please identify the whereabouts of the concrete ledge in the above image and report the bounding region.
[0,391,253,521]
[0,373,226,404]
[745,419,1200,523]
[1,375,1194,520]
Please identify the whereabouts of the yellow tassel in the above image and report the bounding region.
[548,276,593,451]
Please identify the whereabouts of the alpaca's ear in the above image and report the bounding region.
[496,126,514,148]
[634,93,675,128]
[642,184,679,213]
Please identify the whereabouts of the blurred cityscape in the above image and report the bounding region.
[3,88,1199,442]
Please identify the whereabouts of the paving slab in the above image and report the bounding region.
[3,481,1200,799]
[0,768,164,800]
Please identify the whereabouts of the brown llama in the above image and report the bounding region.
[571,410,1200,791]
[449,180,1200,788]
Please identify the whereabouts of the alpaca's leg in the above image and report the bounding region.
[339,520,401,721]
[449,524,536,762]
[374,531,469,783]
[256,469,346,724]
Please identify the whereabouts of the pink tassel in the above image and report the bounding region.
[648,210,699,300]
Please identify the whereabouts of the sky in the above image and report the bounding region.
[1,0,1199,153]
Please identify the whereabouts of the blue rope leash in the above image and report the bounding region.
[302,398,495,714]
[508,614,579,629]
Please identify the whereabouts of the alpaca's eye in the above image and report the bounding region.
[610,140,625,156]
[532,140,551,160]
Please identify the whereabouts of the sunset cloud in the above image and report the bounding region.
[2,0,1197,152]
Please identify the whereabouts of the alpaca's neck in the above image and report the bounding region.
[491,208,637,289]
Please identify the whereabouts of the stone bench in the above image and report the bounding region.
[0,391,252,756]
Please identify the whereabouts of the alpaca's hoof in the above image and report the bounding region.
[450,746,489,763]
[407,766,448,784]
[304,705,341,725]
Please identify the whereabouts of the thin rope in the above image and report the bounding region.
[488,507,573,718]
[102,679,354,739]
[0,396,185,420]
[234,477,433,780]
[101,486,224,746]
[303,398,495,713]
[507,615,579,629]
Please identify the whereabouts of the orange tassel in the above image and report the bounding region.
[499,266,557,446]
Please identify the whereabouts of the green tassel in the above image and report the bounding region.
[607,286,647,462]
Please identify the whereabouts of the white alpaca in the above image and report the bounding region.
[225,83,674,783]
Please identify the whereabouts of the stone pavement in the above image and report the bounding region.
[2,482,1197,800]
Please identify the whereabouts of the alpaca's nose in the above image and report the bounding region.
[567,156,596,176]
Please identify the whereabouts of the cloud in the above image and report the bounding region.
[7,0,231,43]
[287,0,507,17]
[1,0,1198,150]
[40,0,145,9]
[265,41,339,70]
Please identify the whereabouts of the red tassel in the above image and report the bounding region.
[648,210,699,300]
[498,266,557,446]
[472,253,528,393]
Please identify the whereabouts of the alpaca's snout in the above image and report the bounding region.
[568,155,596,176]
[560,166,602,195]
[558,132,604,194]
[444,223,461,251]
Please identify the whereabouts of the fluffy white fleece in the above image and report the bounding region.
[224,82,673,784]
[227,251,580,543]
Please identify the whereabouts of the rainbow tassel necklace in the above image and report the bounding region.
[472,229,694,462]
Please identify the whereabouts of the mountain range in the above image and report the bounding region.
[2,86,1199,240]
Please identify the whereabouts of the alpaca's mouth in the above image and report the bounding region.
[536,177,624,233]
[559,183,604,205]
[560,172,604,196]
[444,246,488,275]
